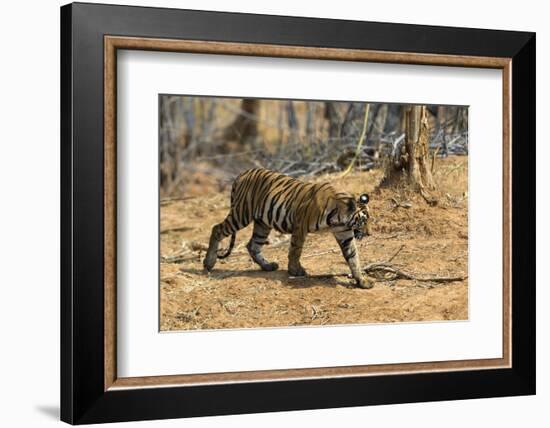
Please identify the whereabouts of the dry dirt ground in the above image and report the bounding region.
[160,156,468,331]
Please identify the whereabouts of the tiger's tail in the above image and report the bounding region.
[216,232,236,259]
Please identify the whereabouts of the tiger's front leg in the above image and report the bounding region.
[288,230,307,277]
[333,229,373,289]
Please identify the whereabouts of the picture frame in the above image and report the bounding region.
[60,2,535,424]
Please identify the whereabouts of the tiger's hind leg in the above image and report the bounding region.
[247,222,278,271]
[204,212,244,272]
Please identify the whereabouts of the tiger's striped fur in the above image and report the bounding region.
[203,168,373,288]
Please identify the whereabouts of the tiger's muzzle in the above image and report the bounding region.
[351,212,371,240]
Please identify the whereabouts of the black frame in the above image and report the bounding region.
[61,2,536,424]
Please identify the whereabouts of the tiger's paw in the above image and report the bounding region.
[203,252,217,272]
[288,265,307,277]
[261,262,279,272]
[356,278,373,289]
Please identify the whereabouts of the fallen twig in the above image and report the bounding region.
[161,252,197,264]
[299,261,467,285]
[160,196,197,206]
[303,249,338,259]
[160,225,192,234]
[390,197,412,210]
[362,262,467,283]
[372,233,404,240]
[387,244,405,263]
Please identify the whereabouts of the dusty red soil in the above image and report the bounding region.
[160,156,468,331]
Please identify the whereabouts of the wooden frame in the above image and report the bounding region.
[104,35,512,390]
[62,2,535,424]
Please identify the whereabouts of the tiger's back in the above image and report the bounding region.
[229,168,340,235]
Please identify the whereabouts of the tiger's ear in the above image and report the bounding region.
[358,193,369,205]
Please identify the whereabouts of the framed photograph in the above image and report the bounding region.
[60,2,535,424]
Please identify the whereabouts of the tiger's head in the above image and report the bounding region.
[347,193,372,240]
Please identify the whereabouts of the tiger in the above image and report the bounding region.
[203,168,373,289]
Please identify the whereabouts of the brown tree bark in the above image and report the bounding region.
[383,105,438,204]
[324,102,340,140]
[222,98,260,144]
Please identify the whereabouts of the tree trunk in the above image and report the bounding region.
[383,105,438,204]
[222,98,259,144]
[339,103,356,138]
[399,105,407,134]
[369,104,388,158]
[324,102,340,140]
[286,101,299,143]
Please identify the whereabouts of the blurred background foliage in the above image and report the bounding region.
[159,96,468,197]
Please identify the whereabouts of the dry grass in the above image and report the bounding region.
[160,156,468,331]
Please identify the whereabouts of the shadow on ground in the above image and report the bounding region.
[179,267,354,288]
